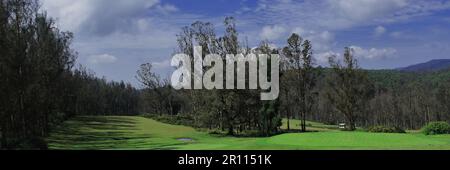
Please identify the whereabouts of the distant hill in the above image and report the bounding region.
[397,59,450,72]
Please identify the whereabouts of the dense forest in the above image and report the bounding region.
[0,0,140,149]
[1,0,449,149]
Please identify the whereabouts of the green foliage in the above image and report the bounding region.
[282,33,318,132]
[367,126,406,133]
[258,101,282,136]
[326,47,375,131]
[0,0,76,149]
[0,0,140,149]
[143,114,195,127]
[170,17,284,136]
[422,122,450,135]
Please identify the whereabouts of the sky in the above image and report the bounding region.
[40,0,450,86]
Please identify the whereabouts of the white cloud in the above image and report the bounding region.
[350,46,397,60]
[41,0,179,56]
[152,59,171,69]
[246,0,450,31]
[88,54,118,64]
[310,31,335,52]
[328,0,407,24]
[41,0,92,32]
[315,51,340,65]
[292,27,306,36]
[38,0,450,84]
[242,0,447,57]
[291,27,335,52]
[260,25,286,40]
[154,4,178,14]
[374,26,387,37]
[315,46,397,65]
[41,0,179,77]
[41,0,160,34]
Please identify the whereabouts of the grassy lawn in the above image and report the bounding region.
[47,116,450,150]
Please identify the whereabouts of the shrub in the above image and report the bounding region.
[143,114,195,127]
[367,126,406,133]
[208,130,225,136]
[421,122,450,135]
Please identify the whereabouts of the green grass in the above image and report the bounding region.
[47,116,450,150]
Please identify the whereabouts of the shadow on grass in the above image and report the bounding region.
[47,116,154,149]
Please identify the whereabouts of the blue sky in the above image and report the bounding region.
[41,0,450,86]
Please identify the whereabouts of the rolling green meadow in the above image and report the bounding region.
[46,116,450,150]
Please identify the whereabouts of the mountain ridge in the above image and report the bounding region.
[396,59,450,72]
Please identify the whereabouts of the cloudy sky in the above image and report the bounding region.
[41,0,450,86]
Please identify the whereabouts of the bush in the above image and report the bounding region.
[421,122,450,135]
[143,114,195,127]
[367,126,406,133]
[208,130,225,135]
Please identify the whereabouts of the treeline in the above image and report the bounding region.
[280,46,450,130]
[69,67,140,116]
[138,17,282,136]
[281,49,450,130]
[0,0,139,149]
[355,69,450,129]
[299,68,450,130]
[138,17,450,134]
[136,17,377,135]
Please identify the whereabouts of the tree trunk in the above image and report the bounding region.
[287,113,290,131]
[1,126,7,149]
[348,116,356,131]
[227,126,234,136]
[302,112,306,132]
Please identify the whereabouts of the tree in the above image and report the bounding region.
[279,64,296,131]
[137,63,169,115]
[0,0,141,148]
[282,33,318,132]
[436,79,450,122]
[259,100,282,136]
[327,47,374,130]
[0,0,8,148]
[300,40,318,132]
[170,17,282,136]
[0,0,77,148]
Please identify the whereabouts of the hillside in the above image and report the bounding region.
[397,59,450,72]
